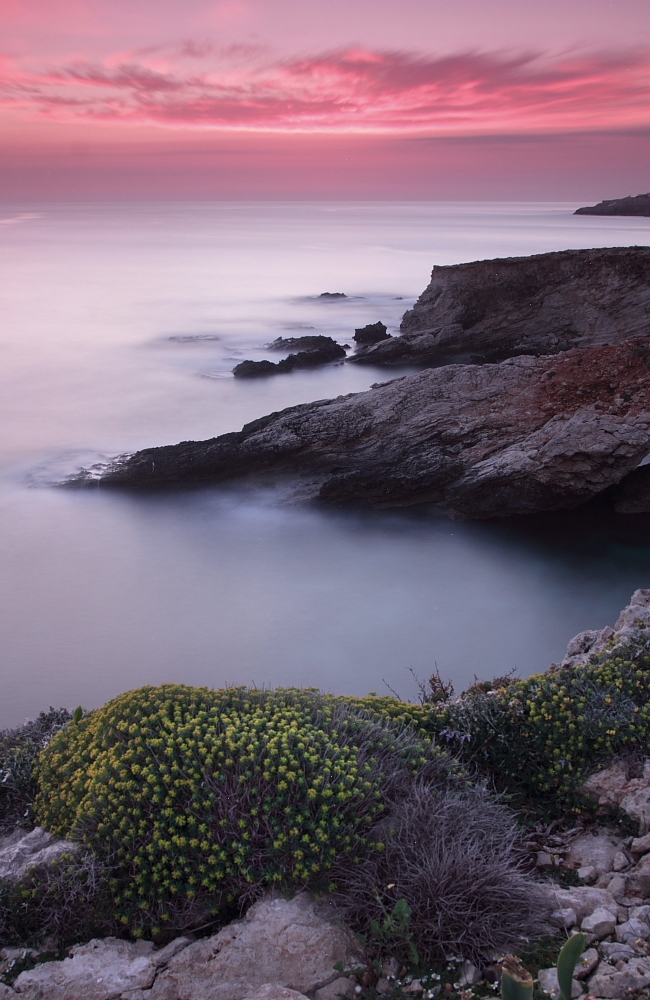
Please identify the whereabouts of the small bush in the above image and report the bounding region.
[0,850,113,946]
[35,685,463,935]
[333,783,552,965]
[0,709,72,832]
[340,640,650,814]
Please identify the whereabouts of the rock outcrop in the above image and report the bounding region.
[267,336,339,352]
[557,588,650,669]
[348,247,650,367]
[68,339,650,519]
[7,894,362,1000]
[575,194,650,217]
[0,828,77,883]
[353,323,390,347]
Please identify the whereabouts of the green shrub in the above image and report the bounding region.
[342,640,650,814]
[0,709,72,832]
[35,685,461,935]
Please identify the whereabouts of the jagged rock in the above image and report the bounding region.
[575,194,650,217]
[599,942,637,962]
[578,866,598,884]
[353,323,390,347]
[573,949,600,980]
[0,827,78,883]
[581,906,617,939]
[631,833,650,854]
[0,987,15,998]
[550,907,578,929]
[626,855,650,899]
[537,968,583,998]
[12,937,190,1000]
[318,293,346,299]
[146,893,363,1000]
[558,589,650,669]
[67,340,650,519]
[349,247,650,367]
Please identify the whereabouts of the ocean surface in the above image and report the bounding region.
[1,200,650,728]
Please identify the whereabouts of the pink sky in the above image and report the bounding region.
[1,0,649,199]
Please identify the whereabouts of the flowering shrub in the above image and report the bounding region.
[35,685,460,934]
[341,641,650,812]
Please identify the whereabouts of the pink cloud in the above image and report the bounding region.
[0,45,649,134]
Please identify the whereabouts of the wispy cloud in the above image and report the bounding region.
[1,44,649,134]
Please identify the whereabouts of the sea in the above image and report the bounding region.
[1,200,650,729]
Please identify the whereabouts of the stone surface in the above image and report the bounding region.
[589,957,650,998]
[616,918,650,943]
[68,340,650,520]
[12,937,190,1000]
[582,907,617,939]
[573,949,600,980]
[458,962,481,986]
[600,942,637,963]
[550,907,578,929]
[582,758,650,835]
[243,987,310,1000]
[353,323,390,347]
[0,827,78,883]
[537,967,583,998]
[631,833,650,854]
[575,194,650,217]
[542,886,617,924]
[146,893,363,1000]
[578,867,598,884]
[565,832,624,877]
[267,336,341,353]
[349,247,650,367]
[233,343,345,378]
[313,978,357,1000]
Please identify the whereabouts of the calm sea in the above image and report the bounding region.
[1,201,650,728]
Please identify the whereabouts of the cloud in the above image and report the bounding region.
[0,44,649,134]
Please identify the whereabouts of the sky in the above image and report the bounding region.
[1,0,649,199]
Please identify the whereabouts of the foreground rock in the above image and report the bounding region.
[575,194,650,217]
[233,343,346,377]
[558,588,650,669]
[9,893,362,1000]
[267,336,343,352]
[349,247,650,367]
[68,340,650,518]
[0,828,77,883]
[353,323,390,347]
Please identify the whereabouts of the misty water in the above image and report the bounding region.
[1,200,650,728]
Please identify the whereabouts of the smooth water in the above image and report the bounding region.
[1,201,650,727]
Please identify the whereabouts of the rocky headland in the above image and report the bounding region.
[66,245,650,518]
[350,247,650,367]
[575,194,650,217]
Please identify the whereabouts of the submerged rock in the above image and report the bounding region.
[353,322,390,347]
[349,247,650,367]
[267,335,342,352]
[68,339,650,519]
[575,193,650,217]
[233,343,346,377]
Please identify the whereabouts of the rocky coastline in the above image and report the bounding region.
[66,245,650,519]
[575,195,650,218]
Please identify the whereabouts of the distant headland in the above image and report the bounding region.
[575,192,650,216]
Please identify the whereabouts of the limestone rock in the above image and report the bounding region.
[599,942,637,963]
[589,957,650,998]
[314,978,357,1000]
[68,340,650,520]
[582,907,617,939]
[582,758,650,836]
[146,893,363,1000]
[350,247,650,367]
[573,949,599,981]
[0,827,78,883]
[12,937,190,1000]
[550,907,578,929]
[631,833,650,854]
[616,918,650,943]
[0,988,16,998]
[537,967,583,998]
[542,886,616,924]
[565,832,624,877]
[243,987,310,1000]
